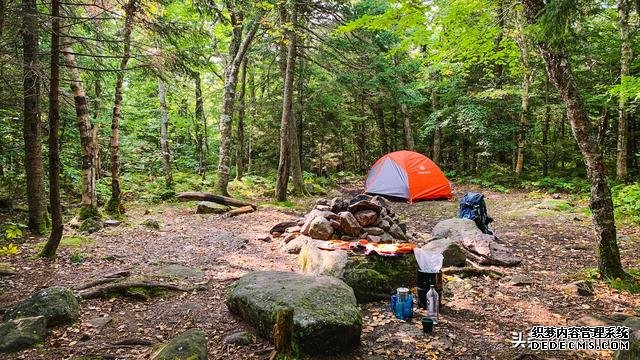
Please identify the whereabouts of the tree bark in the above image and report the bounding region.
[41,0,62,258]
[92,79,101,181]
[158,79,172,187]
[215,7,263,196]
[400,103,414,150]
[371,100,389,155]
[62,38,97,218]
[515,9,532,176]
[107,0,136,214]
[616,0,632,181]
[432,87,442,164]
[523,0,626,279]
[542,71,551,176]
[21,0,49,234]
[194,72,205,178]
[270,307,294,359]
[236,57,247,180]
[276,3,297,201]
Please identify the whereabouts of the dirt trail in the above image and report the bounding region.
[1,183,638,359]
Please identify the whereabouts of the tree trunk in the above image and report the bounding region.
[523,0,626,279]
[107,0,136,214]
[616,0,632,181]
[400,103,414,150]
[158,79,172,187]
[542,71,551,176]
[194,72,205,179]
[92,79,101,181]
[275,4,297,201]
[371,101,389,155]
[515,9,532,176]
[215,8,263,196]
[248,65,256,173]
[236,57,247,180]
[41,0,62,258]
[432,87,442,164]
[62,38,97,219]
[21,0,49,234]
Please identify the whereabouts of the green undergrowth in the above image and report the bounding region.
[34,235,94,253]
[612,182,640,225]
[578,267,640,294]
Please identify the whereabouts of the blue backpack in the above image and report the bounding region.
[459,192,493,234]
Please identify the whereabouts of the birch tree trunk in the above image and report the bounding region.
[215,8,263,196]
[107,0,136,214]
[275,4,297,201]
[616,0,632,181]
[62,38,97,218]
[158,79,172,187]
[523,0,626,279]
[515,9,532,176]
[21,0,49,234]
[41,0,62,258]
[93,79,101,180]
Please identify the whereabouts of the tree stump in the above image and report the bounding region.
[270,307,294,360]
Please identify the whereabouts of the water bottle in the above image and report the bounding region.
[427,285,439,324]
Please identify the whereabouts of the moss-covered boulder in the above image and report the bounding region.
[299,241,417,303]
[0,316,46,353]
[152,328,207,360]
[4,286,79,327]
[226,271,361,355]
[196,201,231,214]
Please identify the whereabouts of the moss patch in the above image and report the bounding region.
[35,236,94,252]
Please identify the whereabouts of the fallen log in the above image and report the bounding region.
[74,270,131,290]
[75,280,207,300]
[226,205,255,217]
[176,192,256,210]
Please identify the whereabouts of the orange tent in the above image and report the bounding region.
[365,150,452,202]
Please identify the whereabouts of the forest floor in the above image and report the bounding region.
[1,181,639,360]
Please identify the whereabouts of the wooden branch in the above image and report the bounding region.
[176,192,257,209]
[270,307,294,360]
[226,205,255,217]
[73,270,131,290]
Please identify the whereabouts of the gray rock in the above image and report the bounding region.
[4,286,79,327]
[364,227,384,236]
[301,210,338,235]
[315,198,329,206]
[300,241,418,303]
[196,201,231,214]
[226,271,362,355]
[388,223,406,240]
[461,234,521,266]
[341,235,355,241]
[378,220,391,231]
[89,316,112,334]
[562,280,594,296]
[285,225,301,233]
[223,331,253,346]
[510,275,533,286]
[153,328,207,360]
[330,197,349,213]
[315,205,331,211]
[432,218,482,240]
[0,316,46,353]
[349,194,372,204]
[354,210,378,227]
[142,218,160,230]
[308,217,334,240]
[283,232,298,243]
[157,264,204,279]
[366,235,381,243]
[338,211,363,237]
[329,219,341,229]
[104,219,121,227]
[380,232,394,243]
[615,317,640,360]
[370,195,387,209]
[422,238,467,267]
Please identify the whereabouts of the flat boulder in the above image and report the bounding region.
[348,200,382,214]
[196,201,231,214]
[300,241,417,303]
[4,287,79,327]
[422,238,466,267]
[432,218,481,241]
[153,328,207,360]
[0,316,46,353]
[461,234,521,266]
[226,271,361,355]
